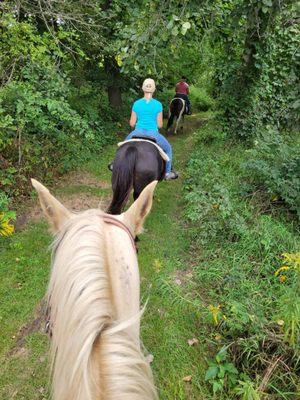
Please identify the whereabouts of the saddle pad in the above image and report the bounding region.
[117,139,169,162]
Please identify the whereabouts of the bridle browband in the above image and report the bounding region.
[102,214,136,251]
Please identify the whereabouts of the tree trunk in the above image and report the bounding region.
[104,57,122,108]
[107,85,122,108]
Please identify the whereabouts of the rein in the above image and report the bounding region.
[102,214,136,251]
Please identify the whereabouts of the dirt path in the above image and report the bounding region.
[0,115,211,399]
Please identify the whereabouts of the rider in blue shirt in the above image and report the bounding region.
[125,78,178,180]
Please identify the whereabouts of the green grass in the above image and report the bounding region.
[183,121,300,398]
[1,115,298,399]
[0,221,51,398]
[138,132,211,399]
[0,117,213,399]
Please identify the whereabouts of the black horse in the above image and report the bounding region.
[167,97,186,134]
[107,141,165,215]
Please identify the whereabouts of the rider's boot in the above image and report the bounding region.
[165,170,179,180]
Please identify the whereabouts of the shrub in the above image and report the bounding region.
[243,129,300,216]
[0,64,110,199]
[189,86,215,112]
[184,120,300,398]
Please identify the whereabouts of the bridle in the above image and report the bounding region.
[102,214,136,251]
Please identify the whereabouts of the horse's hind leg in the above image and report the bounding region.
[175,116,180,134]
[167,114,174,131]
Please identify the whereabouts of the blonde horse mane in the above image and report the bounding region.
[47,209,157,400]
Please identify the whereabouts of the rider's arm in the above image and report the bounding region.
[157,111,163,129]
[129,111,137,128]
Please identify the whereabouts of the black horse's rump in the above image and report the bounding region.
[107,141,165,215]
[167,97,186,133]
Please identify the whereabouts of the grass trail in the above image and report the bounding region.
[0,115,212,399]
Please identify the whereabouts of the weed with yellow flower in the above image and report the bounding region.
[0,212,15,237]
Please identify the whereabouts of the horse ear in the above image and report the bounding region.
[31,179,72,233]
[123,181,157,236]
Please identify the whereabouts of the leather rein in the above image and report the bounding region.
[102,214,136,252]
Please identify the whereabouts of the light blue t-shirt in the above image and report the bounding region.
[132,98,163,131]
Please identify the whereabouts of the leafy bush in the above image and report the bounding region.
[0,14,114,203]
[189,86,215,112]
[213,1,299,138]
[157,89,174,117]
[243,130,300,216]
[0,64,110,199]
[184,120,300,398]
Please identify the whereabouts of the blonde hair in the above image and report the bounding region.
[142,78,156,93]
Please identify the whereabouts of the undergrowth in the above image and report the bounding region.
[180,121,300,399]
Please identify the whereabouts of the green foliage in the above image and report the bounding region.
[212,1,299,138]
[189,86,215,112]
[234,378,260,400]
[205,347,239,395]
[0,11,114,202]
[184,120,300,398]
[0,66,108,198]
[242,130,300,216]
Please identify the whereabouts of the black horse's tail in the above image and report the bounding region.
[107,146,137,215]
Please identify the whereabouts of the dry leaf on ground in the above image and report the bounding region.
[187,338,199,346]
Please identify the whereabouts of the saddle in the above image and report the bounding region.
[117,136,169,162]
[132,134,157,143]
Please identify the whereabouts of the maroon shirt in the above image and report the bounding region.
[175,81,189,95]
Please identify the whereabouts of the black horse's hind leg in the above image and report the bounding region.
[167,113,175,129]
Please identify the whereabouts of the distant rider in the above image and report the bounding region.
[175,76,191,115]
[124,78,178,180]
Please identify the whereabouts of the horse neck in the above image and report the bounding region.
[49,213,157,400]
[104,223,141,341]
[96,225,157,399]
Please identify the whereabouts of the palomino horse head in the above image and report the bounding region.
[32,179,158,400]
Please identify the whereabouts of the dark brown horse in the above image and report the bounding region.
[167,97,186,134]
[107,141,165,215]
